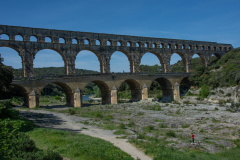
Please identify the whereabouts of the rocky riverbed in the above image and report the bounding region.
[18,97,240,154]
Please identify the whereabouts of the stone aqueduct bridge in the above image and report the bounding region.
[0,25,233,108]
[12,73,190,108]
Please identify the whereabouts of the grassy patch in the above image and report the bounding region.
[28,128,133,160]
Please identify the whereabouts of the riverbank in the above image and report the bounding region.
[16,99,240,159]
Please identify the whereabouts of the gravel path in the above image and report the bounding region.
[18,109,152,160]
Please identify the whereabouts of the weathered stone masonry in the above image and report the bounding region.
[0,25,233,77]
[0,25,233,108]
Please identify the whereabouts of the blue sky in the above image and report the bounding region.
[0,0,239,72]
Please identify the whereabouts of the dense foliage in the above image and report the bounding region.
[189,48,240,88]
[0,64,14,99]
[13,67,98,77]
[0,101,62,160]
[139,64,162,73]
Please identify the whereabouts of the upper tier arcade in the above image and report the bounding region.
[0,24,233,77]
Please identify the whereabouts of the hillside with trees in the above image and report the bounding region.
[189,48,240,88]
[13,67,98,77]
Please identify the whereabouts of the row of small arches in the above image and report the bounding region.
[0,33,231,51]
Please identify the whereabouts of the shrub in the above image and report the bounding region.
[226,93,232,97]
[54,95,61,100]
[219,89,225,94]
[127,121,135,127]
[166,130,176,137]
[0,103,62,160]
[118,123,126,129]
[199,85,210,98]
[94,111,103,118]
[143,125,154,132]
[67,108,76,115]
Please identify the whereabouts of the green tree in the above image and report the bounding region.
[0,64,14,99]
[199,85,210,98]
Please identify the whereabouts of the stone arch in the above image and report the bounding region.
[154,77,173,102]
[192,53,206,65]
[0,45,25,76]
[90,80,110,104]
[15,35,23,41]
[96,39,101,45]
[170,52,186,72]
[84,39,90,45]
[34,48,67,75]
[140,51,165,73]
[11,84,29,106]
[127,41,131,47]
[180,77,191,96]
[72,38,78,44]
[110,50,132,73]
[44,36,52,43]
[30,35,37,42]
[0,33,10,40]
[76,49,102,72]
[212,53,221,59]
[41,81,73,107]
[59,37,65,44]
[119,79,141,101]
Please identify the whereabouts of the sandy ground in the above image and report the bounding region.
[18,108,152,160]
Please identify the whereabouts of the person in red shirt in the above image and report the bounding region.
[192,133,194,143]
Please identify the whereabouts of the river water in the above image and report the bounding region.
[82,94,93,101]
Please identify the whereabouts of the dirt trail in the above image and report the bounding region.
[19,109,152,160]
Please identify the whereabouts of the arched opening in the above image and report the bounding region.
[149,78,173,102]
[195,46,198,50]
[107,40,111,46]
[118,79,141,103]
[30,36,37,42]
[182,45,185,49]
[84,80,110,104]
[0,46,22,77]
[59,38,65,44]
[153,43,157,48]
[170,53,186,73]
[34,49,65,76]
[45,37,52,43]
[83,82,101,105]
[160,43,164,48]
[167,44,171,49]
[72,38,78,44]
[127,41,131,47]
[15,35,23,41]
[136,42,140,47]
[0,34,9,40]
[117,41,121,46]
[96,39,101,45]
[110,51,130,73]
[140,52,163,73]
[201,46,204,50]
[40,82,72,107]
[210,53,221,65]
[180,77,191,96]
[207,46,211,50]
[190,53,205,72]
[144,43,148,48]
[76,50,100,73]
[84,39,90,45]
[10,84,28,106]
[188,45,192,50]
[174,44,178,49]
